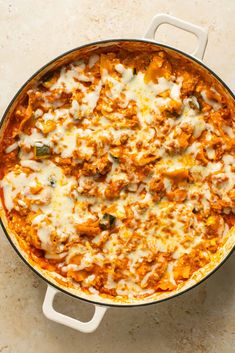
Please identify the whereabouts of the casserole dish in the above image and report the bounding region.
[0,13,234,332]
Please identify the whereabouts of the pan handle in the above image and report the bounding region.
[144,13,208,60]
[42,285,108,333]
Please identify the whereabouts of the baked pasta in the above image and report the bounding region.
[0,45,234,301]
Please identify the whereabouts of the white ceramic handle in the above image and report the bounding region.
[42,285,108,333]
[144,13,208,60]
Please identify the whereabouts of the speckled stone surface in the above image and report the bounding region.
[0,1,234,352]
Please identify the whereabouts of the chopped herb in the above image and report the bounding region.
[48,176,56,188]
[34,142,50,159]
[109,149,120,162]
[109,152,119,162]
[42,71,53,82]
[100,213,116,230]
[188,96,201,111]
[41,71,54,88]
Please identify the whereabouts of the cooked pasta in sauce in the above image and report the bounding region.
[0,47,234,300]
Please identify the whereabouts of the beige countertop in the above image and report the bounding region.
[0,1,234,352]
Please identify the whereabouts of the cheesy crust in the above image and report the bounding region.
[0,46,234,301]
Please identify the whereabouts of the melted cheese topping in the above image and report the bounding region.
[0,48,234,301]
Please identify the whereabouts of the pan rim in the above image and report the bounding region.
[0,38,234,307]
